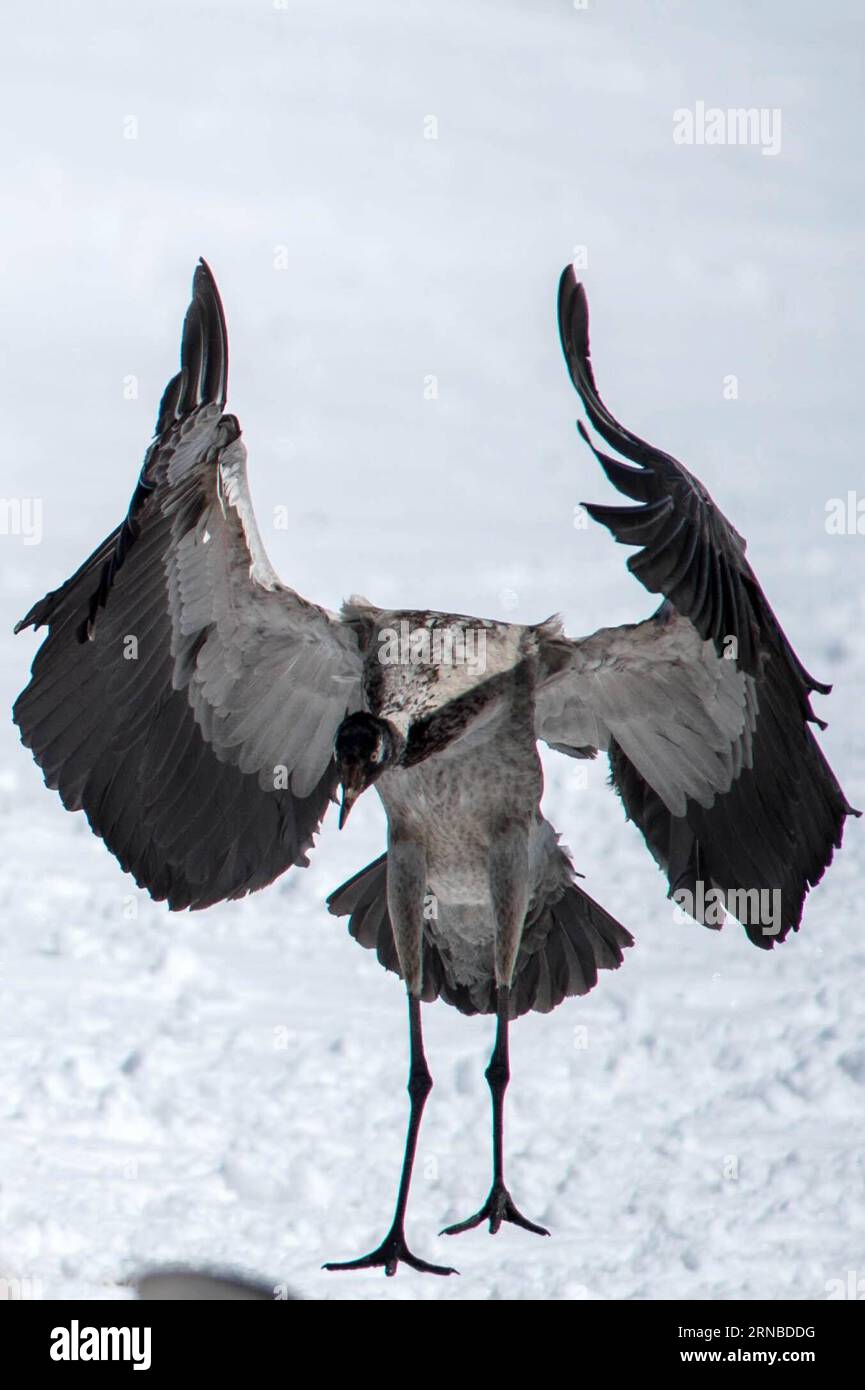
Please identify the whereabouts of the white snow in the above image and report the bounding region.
[0,0,862,1301]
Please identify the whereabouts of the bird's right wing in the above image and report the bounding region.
[14,261,364,909]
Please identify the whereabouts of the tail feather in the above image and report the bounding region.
[327,855,634,1019]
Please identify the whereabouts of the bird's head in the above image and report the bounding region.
[334,712,402,828]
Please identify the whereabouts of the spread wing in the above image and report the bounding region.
[14,260,364,909]
[536,268,858,946]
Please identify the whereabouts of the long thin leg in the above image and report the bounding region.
[441,985,549,1238]
[324,993,457,1277]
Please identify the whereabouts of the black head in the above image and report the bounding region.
[334,712,400,828]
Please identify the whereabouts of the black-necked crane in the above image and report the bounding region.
[14,261,857,1276]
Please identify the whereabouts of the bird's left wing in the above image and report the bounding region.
[536,269,858,946]
[14,261,364,909]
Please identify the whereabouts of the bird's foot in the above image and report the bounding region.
[441,1183,550,1238]
[323,1226,458,1278]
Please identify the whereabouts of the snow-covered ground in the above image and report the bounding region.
[1,0,863,1300]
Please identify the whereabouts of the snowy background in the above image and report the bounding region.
[1,0,863,1300]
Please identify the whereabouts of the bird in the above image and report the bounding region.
[13,260,857,1278]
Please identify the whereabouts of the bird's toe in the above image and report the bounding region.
[442,1184,550,1239]
[324,1228,458,1277]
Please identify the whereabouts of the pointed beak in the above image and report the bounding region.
[338,770,364,830]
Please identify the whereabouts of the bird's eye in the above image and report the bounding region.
[369,734,388,766]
